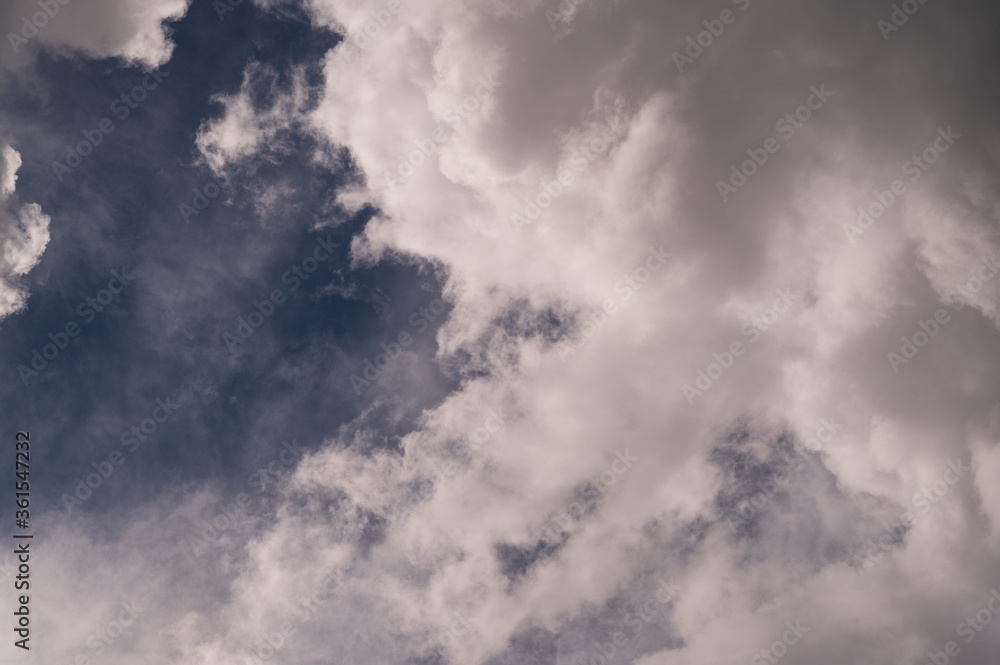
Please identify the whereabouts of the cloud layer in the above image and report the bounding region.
[3,1,1000,665]
[189,0,1000,663]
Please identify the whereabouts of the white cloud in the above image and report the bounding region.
[0,141,49,320]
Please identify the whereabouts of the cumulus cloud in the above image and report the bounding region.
[0,141,49,320]
[17,1,1000,665]
[197,0,1000,661]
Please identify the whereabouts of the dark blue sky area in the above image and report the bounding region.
[0,0,456,522]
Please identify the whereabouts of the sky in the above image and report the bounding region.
[0,0,999,664]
